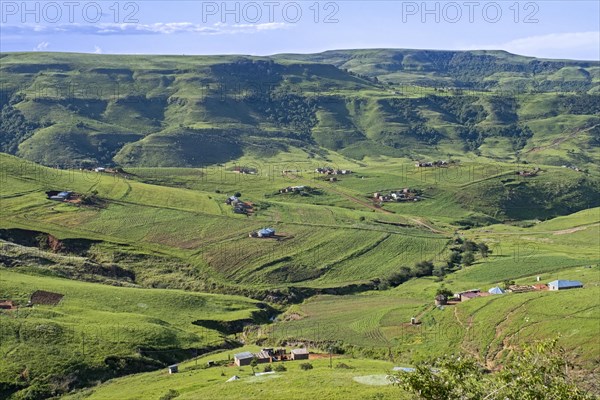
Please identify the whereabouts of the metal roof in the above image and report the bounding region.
[488,287,505,294]
[234,351,254,359]
[548,280,583,288]
[291,348,309,354]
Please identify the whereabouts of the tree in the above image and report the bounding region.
[462,251,475,266]
[478,242,490,258]
[413,261,434,277]
[435,285,453,299]
[432,264,447,278]
[394,338,593,399]
[250,357,258,375]
[447,251,462,267]
[502,279,515,290]
[460,240,478,252]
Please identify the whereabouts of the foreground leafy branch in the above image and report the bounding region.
[394,338,595,400]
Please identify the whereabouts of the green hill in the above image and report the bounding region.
[1,51,598,169]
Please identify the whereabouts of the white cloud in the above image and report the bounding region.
[93,45,103,54]
[5,22,289,36]
[33,41,50,51]
[468,31,600,59]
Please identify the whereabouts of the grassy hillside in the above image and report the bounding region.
[63,347,406,400]
[1,51,598,169]
[275,49,599,90]
[0,49,598,399]
[0,269,262,399]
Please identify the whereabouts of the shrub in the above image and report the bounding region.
[274,364,287,372]
[159,389,180,400]
[299,362,313,371]
[335,362,354,369]
[263,364,272,372]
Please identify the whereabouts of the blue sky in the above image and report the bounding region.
[1,1,599,60]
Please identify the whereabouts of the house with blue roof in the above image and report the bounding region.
[257,228,275,238]
[548,280,583,291]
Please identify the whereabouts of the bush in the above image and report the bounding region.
[263,364,272,372]
[159,389,180,400]
[274,364,287,372]
[299,363,313,371]
[335,362,354,369]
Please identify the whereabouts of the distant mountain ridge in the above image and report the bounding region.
[0,49,598,167]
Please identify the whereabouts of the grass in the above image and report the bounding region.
[0,269,262,396]
[1,153,599,398]
[63,347,406,400]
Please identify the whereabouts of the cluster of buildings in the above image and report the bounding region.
[562,164,583,172]
[232,166,258,175]
[415,160,449,168]
[225,196,252,215]
[373,188,422,202]
[314,167,352,175]
[234,347,309,367]
[516,167,540,177]
[249,227,276,238]
[437,279,584,305]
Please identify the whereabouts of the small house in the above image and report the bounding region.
[255,350,272,363]
[226,196,238,205]
[548,280,583,291]
[234,351,254,366]
[168,364,178,374]
[257,228,275,238]
[456,290,480,301]
[290,348,309,360]
[48,191,73,201]
[434,294,448,306]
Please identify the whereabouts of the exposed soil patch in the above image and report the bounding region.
[30,290,64,306]
[0,229,100,255]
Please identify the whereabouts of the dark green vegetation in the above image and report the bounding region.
[396,339,595,400]
[0,49,599,399]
